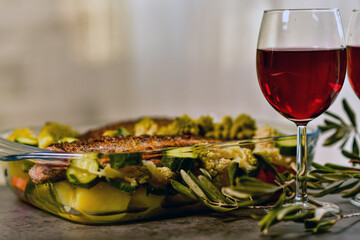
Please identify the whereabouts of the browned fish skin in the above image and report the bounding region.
[47,135,218,153]
[79,118,172,140]
[29,135,218,184]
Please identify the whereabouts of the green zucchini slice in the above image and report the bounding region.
[109,152,143,169]
[105,178,136,194]
[161,146,198,171]
[66,157,100,188]
[15,137,38,146]
[276,138,297,156]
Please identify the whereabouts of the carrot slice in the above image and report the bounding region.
[11,176,28,192]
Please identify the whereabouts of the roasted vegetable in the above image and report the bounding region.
[197,116,214,136]
[8,128,36,142]
[38,122,79,148]
[66,156,100,188]
[229,114,256,139]
[161,146,199,171]
[157,115,200,136]
[206,116,233,139]
[206,114,256,140]
[103,127,131,137]
[134,117,158,136]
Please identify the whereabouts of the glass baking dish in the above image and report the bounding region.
[0,123,320,224]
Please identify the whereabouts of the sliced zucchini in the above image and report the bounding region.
[103,127,130,137]
[8,128,36,142]
[15,137,38,146]
[105,178,136,194]
[59,137,79,143]
[38,122,79,148]
[66,157,100,188]
[161,146,198,171]
[103,130,119,137]
[276,138,297,156]
[109,152,143,169]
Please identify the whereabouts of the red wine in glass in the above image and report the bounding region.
[257,9,346,207]
[347,46,360,99]
[257,48,347,124]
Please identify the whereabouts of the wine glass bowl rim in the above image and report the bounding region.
[263,8,339,13]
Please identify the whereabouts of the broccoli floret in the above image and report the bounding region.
[206,116,233,139]
[220,116,233,139]
[157,114,199,136]
[229,114,256,139]
[134,117,158,136]
[197,116,214,136]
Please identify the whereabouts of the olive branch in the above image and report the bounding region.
[171,142,360,234]
[169,99,360,234]
[319,99,360,165]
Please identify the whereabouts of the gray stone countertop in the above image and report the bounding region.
[1,186,360,240]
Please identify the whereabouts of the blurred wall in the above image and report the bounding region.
[1,0,360,184]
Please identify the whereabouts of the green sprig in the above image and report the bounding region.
[168,101,360,234]
[319,99,360,164]
[170,159,360,234]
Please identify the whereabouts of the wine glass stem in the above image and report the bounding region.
[295,124,308,203]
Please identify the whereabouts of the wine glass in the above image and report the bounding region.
[256,9,347,207]
[347,9,360,207]
[347,9,360,99]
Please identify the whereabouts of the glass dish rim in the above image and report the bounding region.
[263,8,339,14]
[0,125,320,162]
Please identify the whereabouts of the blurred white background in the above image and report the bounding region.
[1,0,360,184]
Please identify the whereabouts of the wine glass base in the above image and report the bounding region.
[283,199,340,214]
[312,200,341,214]
[350,195,360,208]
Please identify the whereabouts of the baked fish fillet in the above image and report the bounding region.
[47,135,216,153]
[29,135,218,184]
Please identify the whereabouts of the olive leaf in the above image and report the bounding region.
[353,137,359,155]
[169,148,360,234]
[324,111,345,124]
[170,180,197,200]
[255,192,342,234]
[342,99,357,129]
[325,128,350,146]
[341,150,360,160]
[309,162,360,198]
[171,170,238,212]
[320,99,360,166]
